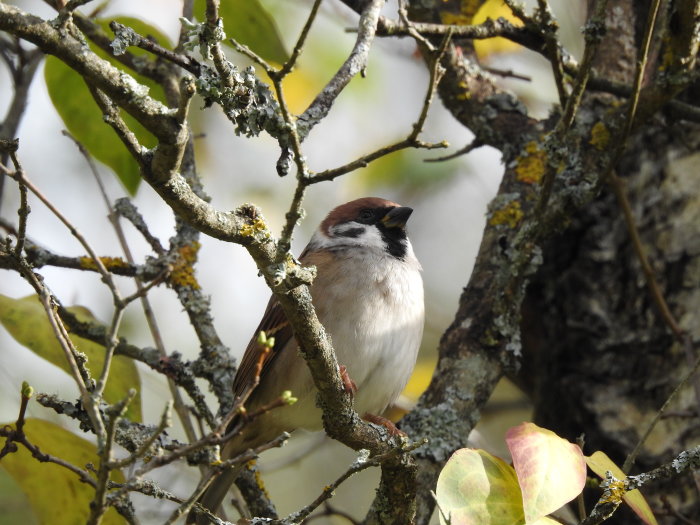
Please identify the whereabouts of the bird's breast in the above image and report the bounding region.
[311,250,424,416]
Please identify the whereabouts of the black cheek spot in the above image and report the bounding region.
[337,227,365,238]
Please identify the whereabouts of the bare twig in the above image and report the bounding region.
[425,139,483,163]
[282,449,378,523]
[273,0,324,79]
[376,12,545,53]
[536,0,567,105]
[87,389,137,525]
[603,0,700,469]
[623,350,700,473]
[0,384,96,485]
[309,31,451,183]
[111,401,173,469]
[113,199,166,255]
[0,37,43,210]
[109,21,201,76]
[582,446,700,525]
[155,433,289,524]
[11,155,28,257]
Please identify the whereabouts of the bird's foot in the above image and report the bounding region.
[339,365,358,395]
[363,413,406,437]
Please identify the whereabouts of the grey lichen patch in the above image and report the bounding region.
[180,17,225,61]
[195,65,286,140]
[119,71,150,99]
[671,446,700,473]
[401,399,466,463]
[266,253,317,290]
[110,23,139,56]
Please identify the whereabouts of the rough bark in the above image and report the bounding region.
[522,120,700,524]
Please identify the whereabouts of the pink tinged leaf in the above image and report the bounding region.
[505,422,587,523]
[436,448,525,525]
[585,451,658,525]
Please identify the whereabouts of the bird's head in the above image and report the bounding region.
[310,197,414,259]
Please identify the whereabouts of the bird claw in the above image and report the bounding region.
[339,365,358,395]
[363,413,406,437]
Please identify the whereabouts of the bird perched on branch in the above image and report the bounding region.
[191,197,424,522]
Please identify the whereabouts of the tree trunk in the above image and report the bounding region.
[521,119,700,523]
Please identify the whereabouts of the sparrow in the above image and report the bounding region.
[192,197,424,522]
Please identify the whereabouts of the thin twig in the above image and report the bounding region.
[536,0,567,105]
[273,0,324,79]
[88,389,137,525]
[557,0,608,132]
[582,446,700,525]
[599,0,700,470]
[282,440,426,524]
[109,21,201,76]
[151,433,289,524]
[299,0,385,133]
[110,401,173,469]
[309,31,451,183]
[19,261,107,443]
[623,350,700,473]
[5,156,122,303]
[534,0,609,217]
[0,386,97,485]
[11,154,28,257]
[425,139,483,163]
[258,0,373,261]
[377,12,545,52]
[396,0,435,52]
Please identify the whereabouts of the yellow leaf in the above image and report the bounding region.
[0,295,142,422]
[506,422,586,523]
[586,451,658,525]
[0,419,124,524]
[437,448,525,525]
[473,0,523,58]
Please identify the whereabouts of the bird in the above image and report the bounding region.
[191,197,424,522]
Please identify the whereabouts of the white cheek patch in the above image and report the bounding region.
[334,223,366,238]
[324,221,386,251]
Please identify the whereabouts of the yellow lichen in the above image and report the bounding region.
[515,141,546,184]
[489,200,523,228]
[589,121,610,151]
[249,461,271,497]
[240,217,269,239]
[600,479,626,504]
[169,241,201,289]
[79,256,129,271]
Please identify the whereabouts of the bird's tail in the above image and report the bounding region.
[186,466,242,525]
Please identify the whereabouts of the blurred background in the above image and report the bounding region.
[0,0,584,522]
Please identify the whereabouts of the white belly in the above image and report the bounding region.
[278,247,424,430]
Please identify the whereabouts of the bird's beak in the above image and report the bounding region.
[381,206,413,229]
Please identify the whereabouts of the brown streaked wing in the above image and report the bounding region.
[232,295,293,398]
[231,247,334,399]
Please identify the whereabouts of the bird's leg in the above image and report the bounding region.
[363,413,406,437]
[339,365,358,395]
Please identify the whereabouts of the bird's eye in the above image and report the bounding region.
[358,209,373,221]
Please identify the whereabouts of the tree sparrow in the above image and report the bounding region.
[193,197,424,521]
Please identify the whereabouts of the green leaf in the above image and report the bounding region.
[436,448,525,525]
[195,0,289,64]
[44,17,171,195]
[0,295,141,422]
[0,418,124,525]
[586,451,658,525]
[505,422,586,524]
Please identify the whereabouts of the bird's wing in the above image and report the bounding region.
[231,249,333,400]
[232,294,293,399]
